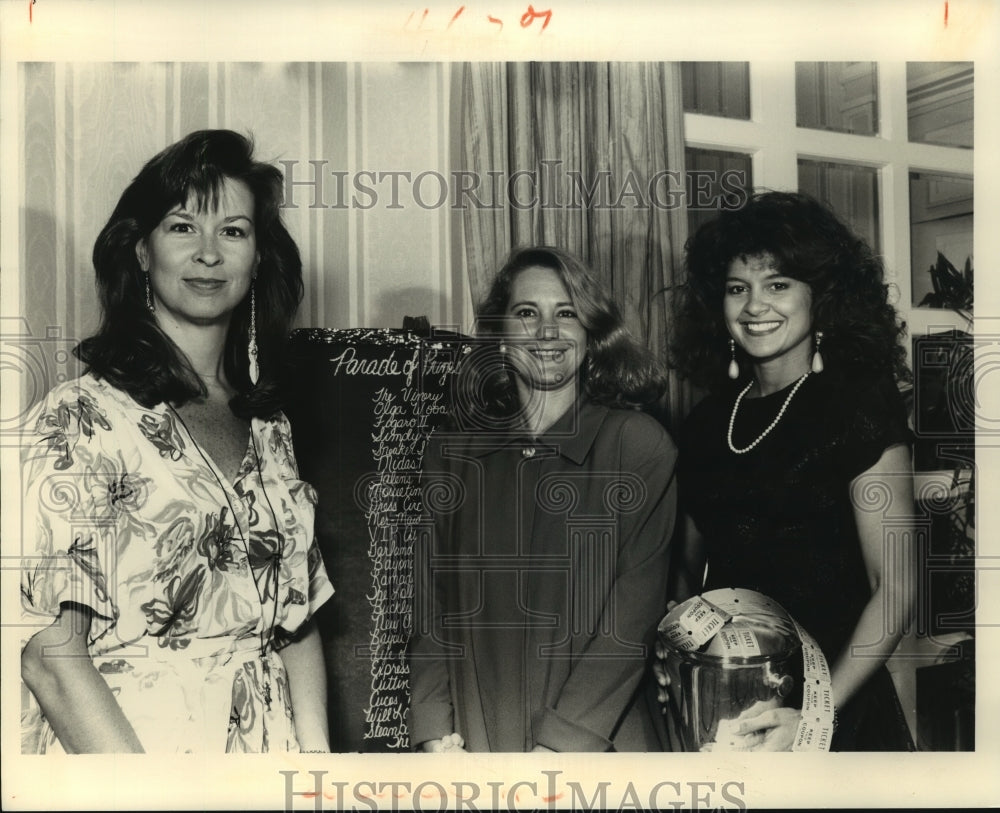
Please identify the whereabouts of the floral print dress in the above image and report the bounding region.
[20,374,334,753]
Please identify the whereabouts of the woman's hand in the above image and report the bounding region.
[697,701,798,752]
[652,600,679,705]
[733,706,800,752]
[652,658,671,706]
[420,732,467,753]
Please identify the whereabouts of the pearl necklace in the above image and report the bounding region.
[727,372,811,454]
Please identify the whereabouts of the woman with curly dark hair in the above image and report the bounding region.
[664,192,916,751]
[20,130,333,753]
[411,246,678,752]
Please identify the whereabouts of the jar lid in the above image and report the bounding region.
[658,588,800,660]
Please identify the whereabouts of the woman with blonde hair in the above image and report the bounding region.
[411,246,677,752]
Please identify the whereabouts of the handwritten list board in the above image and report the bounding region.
[283,328,466,752]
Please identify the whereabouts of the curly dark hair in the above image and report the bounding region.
[670,191,909,392]
[76,129,303,419]
[457,246,666,425]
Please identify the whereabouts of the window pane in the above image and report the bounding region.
[685,147,752,237]
[910,172,973,310]
[795,62,879,135]
[907,62,973,148]
[798,159,880,252]
[682,62,750,119]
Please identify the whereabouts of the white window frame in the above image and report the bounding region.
[683,62,975,352]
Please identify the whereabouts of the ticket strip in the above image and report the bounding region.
[657,589,836,751]
[659,595,732,652]
[790,617,835,751]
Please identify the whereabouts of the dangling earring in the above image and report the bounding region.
[727,338,739,380]
[248,283,259,386]
[145,273,154,312]
[811,331,825,374]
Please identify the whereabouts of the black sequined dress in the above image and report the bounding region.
[679,372,915,751]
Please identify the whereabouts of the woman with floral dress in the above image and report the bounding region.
[20,130,333,753]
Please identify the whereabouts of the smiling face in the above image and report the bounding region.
[137,176,258,332]
[504,265,588,395]
[724,254,814,378]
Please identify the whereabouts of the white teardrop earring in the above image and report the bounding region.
[727,338,740,380]
[248,283,259,386]
[145,273,155,312]
[811,330,825,374]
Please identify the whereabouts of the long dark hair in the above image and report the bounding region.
[670,191,909,393]
[459,246,666,424]
[76,129,303,418]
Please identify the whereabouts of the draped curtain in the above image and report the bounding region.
[460,62,693,428]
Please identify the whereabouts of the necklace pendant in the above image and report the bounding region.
[261,656,273,711]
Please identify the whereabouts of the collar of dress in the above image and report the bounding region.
[465,399,609,464]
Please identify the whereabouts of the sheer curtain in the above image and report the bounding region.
[459,62,692,427]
